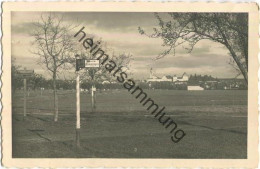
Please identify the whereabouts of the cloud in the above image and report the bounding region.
[152,54,229,68]
[11,11,239,80]
[62,12,159,31]
[11,22,35,35]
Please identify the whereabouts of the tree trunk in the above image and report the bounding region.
[226,44,248,84]
[214,17,248,84]
[53,72,59,122]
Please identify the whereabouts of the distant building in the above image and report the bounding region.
[204,81,218,90]
[102,80,110,84]
[147,68,161,82]
[161,75,173,82]
[188,86,204,91]
[174,73,189,82]
[147,68,189,83]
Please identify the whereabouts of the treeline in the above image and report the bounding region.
[188,74,216,85]
[139,82,187,90]
[12,70,125,91]
[12,70,247,92]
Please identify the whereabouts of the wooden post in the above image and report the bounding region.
[23,78,27,120]
[91,85,94,112]
[91,85,97,113]
[94,88,96,110]
[76,72,80,147]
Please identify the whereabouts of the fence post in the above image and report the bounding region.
[91,85,94,112]
[23,78,27,120]
[91,85,96,113]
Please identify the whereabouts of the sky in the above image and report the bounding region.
[11,12,241,80]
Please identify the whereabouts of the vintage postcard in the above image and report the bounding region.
[1,1,259,168]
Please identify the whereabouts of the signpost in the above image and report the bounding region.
[18,69,34,120]
[75,55,100,147]
[76,69,80,147]
[85,60,100,68]
[76,59,100,70]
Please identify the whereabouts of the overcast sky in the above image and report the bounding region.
[11,12,240,80]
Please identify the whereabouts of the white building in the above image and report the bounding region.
[174,73,189,82]
[102,80,110,84]
[161,75,173,82]
[147,68,189,83]
[188,86,204,91]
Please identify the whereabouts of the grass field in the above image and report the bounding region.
[12,89,247,158]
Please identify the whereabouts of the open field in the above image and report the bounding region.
[12,89,247,158]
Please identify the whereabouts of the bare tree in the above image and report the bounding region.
[11,59,23,97]
[31,14,76,121]
[139,13,248,83]
[76,39,132,83]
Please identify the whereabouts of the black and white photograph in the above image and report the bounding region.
[1,2,258,168]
